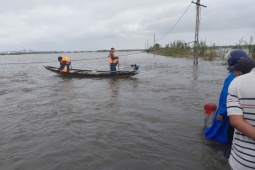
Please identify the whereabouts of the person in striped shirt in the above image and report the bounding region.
[227,58,255,169]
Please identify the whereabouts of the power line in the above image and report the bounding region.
[156,2,193,42]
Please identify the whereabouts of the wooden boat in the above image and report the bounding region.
[44,65,139,78]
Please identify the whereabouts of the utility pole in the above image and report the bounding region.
[192,0,206,65]
[154,33,156,53]
[154,33,155,47]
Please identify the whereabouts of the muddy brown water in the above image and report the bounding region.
[0,52,231,170]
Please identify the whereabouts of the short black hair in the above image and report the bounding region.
[233,58,255,74]
[111,47,114,50]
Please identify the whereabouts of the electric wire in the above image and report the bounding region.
[156,2,193,42]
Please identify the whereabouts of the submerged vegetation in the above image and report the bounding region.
[146,40,218,60]
[233,37,254,57]
[146,37,255,60]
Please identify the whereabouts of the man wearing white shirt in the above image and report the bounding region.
[227,58,255,170]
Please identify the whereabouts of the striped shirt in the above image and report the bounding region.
[227,68,255,170]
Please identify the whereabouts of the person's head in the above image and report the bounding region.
[224,49,249,71]
[58,56,62,61]
[110,48,115,53]
[233,58,255,77]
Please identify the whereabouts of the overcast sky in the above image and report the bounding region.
[0,0,254,51]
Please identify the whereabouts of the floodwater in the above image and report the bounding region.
[0,52,231,170]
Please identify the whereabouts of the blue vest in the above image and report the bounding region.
[204,72,234,143]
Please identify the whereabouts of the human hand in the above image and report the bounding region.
[216,115,223,121]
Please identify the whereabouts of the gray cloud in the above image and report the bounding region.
[0,0,254,51]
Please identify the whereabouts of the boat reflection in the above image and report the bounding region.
[108,78,119,99]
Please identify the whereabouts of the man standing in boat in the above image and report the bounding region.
[58,56,71,73]
[108,47,119,75]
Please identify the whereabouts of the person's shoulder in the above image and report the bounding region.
[230,71,253,88]
[238,71,254,81]
[223,72,234,85]
[225,72,234,80]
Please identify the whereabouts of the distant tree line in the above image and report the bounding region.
[233,37,254,57]
[146,37,255,60]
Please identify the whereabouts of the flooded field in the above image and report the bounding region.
[0,52,230,170]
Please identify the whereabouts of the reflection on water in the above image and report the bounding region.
[192,65,199,80]
[108,79,119,98]
[0,53,230,170]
